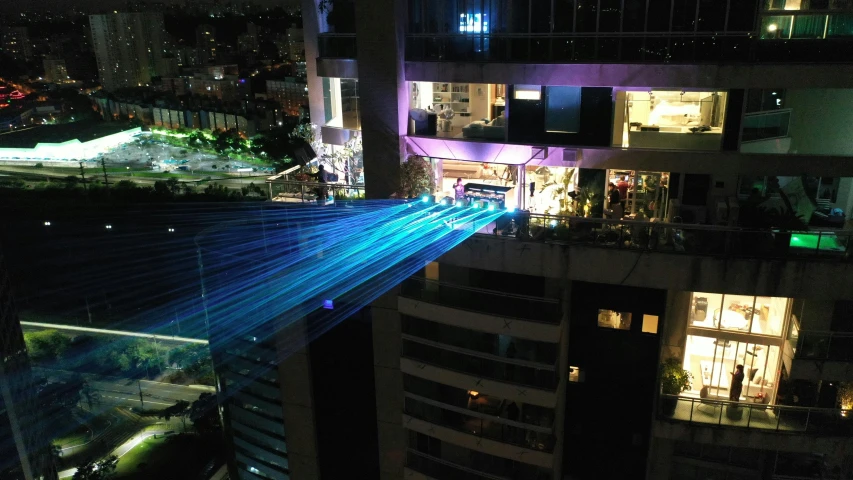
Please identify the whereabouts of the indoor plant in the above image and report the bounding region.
[659,357,692,416]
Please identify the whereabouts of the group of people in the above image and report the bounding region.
[607,176,631,218]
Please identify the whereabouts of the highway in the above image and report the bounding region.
[34,367,214,409]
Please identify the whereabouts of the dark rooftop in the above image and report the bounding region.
[0,121,137,149]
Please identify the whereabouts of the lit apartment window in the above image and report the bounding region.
[683,292,790,404]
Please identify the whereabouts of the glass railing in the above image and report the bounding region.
[742,109,791,142]
[796,331,853,361]
[402,315,559,364]
[405,33,754,63]
[496,213,853,262]
[401,339,557,390]
[266,179,365,203]
[318,33,357,58]
[404,395,555,452]
[400,277,562,324]
[659,394,853,434]
[406,449,551,480]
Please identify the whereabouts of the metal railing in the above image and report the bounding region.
[659,394,853,435]
[266,179,365,203]
[404,393,555,452]
[318,33,357,58]
[742,109,792,143]
[400,277,562,324]
[406,32,853,63]
[497,213,853,262]
[406,32,755,63]
[796,330,853,361]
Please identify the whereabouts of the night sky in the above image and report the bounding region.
[9,0,300,12]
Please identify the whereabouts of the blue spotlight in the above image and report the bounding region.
[472,202,480,208]
[422,195,430,203]
[323,299,334,310]
[487,204,495,211]
[439,199,447,206]
[455,201,462,207]
[506,206,516,213]
[550,220,558,227]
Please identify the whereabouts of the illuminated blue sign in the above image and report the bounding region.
[459,13,488,33]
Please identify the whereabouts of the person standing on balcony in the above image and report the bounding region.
[308,164,329,202]
[454,178,465,203]
[730,364,745,402]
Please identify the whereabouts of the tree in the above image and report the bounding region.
[189,393,220,435]
[165,177,180,195]
[397,155,432,199]
[24,330,71,362]
[72,455,118,480]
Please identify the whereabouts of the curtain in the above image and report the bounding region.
[791,14,827,38]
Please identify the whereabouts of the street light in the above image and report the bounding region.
[105,224,112,230]
[44,221,51,226]
[168,227,175,233]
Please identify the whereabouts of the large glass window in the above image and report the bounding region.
[408,82,506,140]
[690,292,789,336]
[322,77,360,130]
[683,291,790,404]
[619,90,727,151]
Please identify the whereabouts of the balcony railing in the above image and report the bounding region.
[405,32,755,63]
[659,394,853,435]
[266,179,365,203]
[742,109,792,142]
[494,213,853,262]
[401,339,557,390]
[406,449,551,480]
[404,393,555,452]
[318,33,357,58]
[795,330,853,361]
[400,277,562,324]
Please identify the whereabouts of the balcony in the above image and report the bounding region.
[404,393,555,453]
[401,338,557,390]
[400,277,561,324]
[406,449,550,480]
[318,33,357,58]
[659,394,853,435]
[500,214,853,263]
[405,33,754,64]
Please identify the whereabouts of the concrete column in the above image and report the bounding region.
[372,289,405,480]
[300,0,327,128]
[354,0,406,199]
[276,318,320,480]
[661,290,691,362]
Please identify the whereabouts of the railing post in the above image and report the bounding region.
[804,409,811,432]
[718,402,724,426]
[746,403,752,428]
[816,231,822,256]
[688,397,694,423]
[300,184,304,203]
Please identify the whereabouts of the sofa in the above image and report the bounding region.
[462,115,506,140]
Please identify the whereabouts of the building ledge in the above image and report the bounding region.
[403,415,553,469]
[653,419,853,454]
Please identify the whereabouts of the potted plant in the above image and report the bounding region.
[659,357,692,416]
[397,155,432,199]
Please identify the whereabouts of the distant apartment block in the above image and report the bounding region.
[89,12,170,91]
[266,78,308,116]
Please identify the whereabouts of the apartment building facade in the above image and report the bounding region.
[295,1,853,480]
[89,12,170,91]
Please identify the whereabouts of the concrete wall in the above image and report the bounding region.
[787,89,853,157]
[437,235,853,301]
[354,0,406,199]
[372,290,406,480]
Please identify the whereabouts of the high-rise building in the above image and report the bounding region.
[42,58,69,84]
[266,78,308,117]
[0,253,57,480]
[196,25,217,65]
[89,12,169,91]
[292,1,853,479]
[285,27,304,63]
[2,27,33,62]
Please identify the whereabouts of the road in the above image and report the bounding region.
[34,367,214,409]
